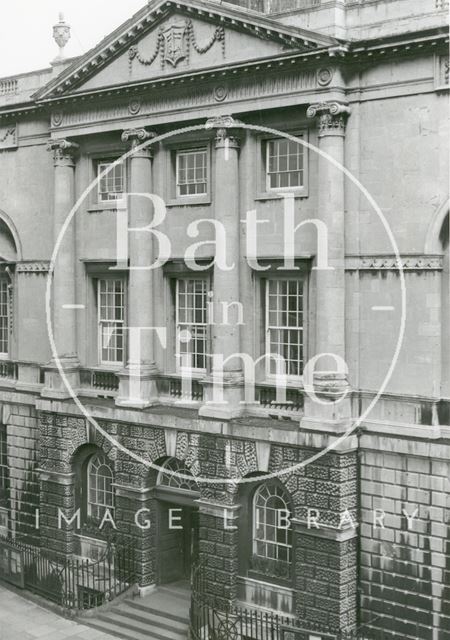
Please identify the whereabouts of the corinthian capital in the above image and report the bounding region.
[307,101,351,137]
[205,115,242,149]
[47,138,79,165]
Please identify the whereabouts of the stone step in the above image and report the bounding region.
[127,595,190,624]
[84,617,162,640]
[82,585,190,640]
[96,609,188,640]
[159,583,191,602]
[111,602,189,633]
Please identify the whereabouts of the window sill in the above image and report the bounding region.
[255,191,308,202]
[87,203,124,213]
[247,569,292,589]
[166,197,211,208]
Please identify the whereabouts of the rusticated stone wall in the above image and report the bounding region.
[6,402,40,545]
[359,444,450,640]
[34,409,361,635]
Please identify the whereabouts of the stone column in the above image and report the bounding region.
[117,128,159,408]
[42,139,80,399]
[304,102,351,427]
[200,116,244,420]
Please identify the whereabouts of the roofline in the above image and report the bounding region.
[0,57,81,84]
[33,0,337,101]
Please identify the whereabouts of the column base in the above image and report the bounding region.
[41,355,80,400]
[199,373,244,420]
[116,363,159,409]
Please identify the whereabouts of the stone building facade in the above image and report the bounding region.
[0,1,449,638]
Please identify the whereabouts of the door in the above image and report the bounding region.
[158,503,199,584]
[158,502,185,584]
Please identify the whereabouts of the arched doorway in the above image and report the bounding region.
[154,457,200,585]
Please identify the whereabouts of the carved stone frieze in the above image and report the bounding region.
[128,98,141,115]
[0,125,17,150]
[51,110,64,127]
[317,67,334,87]
[55,68,323,131]
[17,262,51,275]
[345,255,444,272]
[128,18,225,72]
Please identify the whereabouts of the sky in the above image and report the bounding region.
[0,1,147,77]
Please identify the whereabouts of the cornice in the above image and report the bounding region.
[37,49,335,108]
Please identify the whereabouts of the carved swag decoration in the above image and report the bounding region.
[128,19,225,71]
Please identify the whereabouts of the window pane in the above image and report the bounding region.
[98,279,126,364]
[253,482,292,568]
[266,279,304,377]
[177,150,208,196]
[88,454,114,520]
[267,138,303,190]
[176,279,208,371]
[98,162,124,201]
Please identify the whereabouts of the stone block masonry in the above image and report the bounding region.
[360,446,450,640]
[6,401,40,545]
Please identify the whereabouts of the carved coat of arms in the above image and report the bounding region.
[163,24,187,67]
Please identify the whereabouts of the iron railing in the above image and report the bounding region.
[0,536,135,611]
[190,562,370,640]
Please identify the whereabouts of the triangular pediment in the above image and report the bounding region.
[35,0,337,100]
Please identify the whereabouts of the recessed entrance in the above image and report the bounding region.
[158,502,199,585]
[154,457,200,586]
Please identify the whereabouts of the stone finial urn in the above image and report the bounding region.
[53,13,71,60]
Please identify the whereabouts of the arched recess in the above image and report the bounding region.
[152,456,200,503]
[424,198,450,254]
[72,443,115,529]
[0,210,21,262]
[238,474,294,585]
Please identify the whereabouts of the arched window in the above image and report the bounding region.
[157,457,198,492]
[87,453,114,520]
[253,483,292,563]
